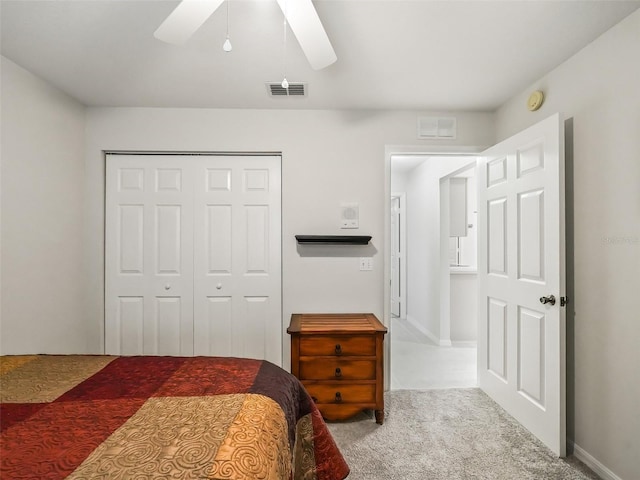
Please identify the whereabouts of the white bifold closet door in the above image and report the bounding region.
[105,154,282,365]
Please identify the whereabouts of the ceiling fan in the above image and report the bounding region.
[154,0,337,70]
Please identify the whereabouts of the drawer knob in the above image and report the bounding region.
[335,344,343,355]
[335,391,342,403]
[311,396,318,403]
[335,367,342,378]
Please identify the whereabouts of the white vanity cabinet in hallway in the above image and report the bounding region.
[450,271,477,343]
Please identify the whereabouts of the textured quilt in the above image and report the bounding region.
[0,355,349,480]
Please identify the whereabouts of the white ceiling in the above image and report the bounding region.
[391,155,431,175]
[2,0,638,110]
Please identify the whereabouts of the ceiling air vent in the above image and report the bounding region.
[417,116,457,139]
[267,82,307,97]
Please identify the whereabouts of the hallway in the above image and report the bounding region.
[390,318,476,390]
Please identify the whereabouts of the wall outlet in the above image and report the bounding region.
[359,257,373,271]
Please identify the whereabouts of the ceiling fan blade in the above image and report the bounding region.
[276,0,337,70]
[154,0,225,46]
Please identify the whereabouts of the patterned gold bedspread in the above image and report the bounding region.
[0,355,349,480]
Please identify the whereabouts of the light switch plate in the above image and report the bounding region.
[359,257,373,271]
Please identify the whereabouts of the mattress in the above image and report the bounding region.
[0,355,349,480]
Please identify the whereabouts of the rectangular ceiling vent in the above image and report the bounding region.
[267,82,307,97]
[417,116,457,139]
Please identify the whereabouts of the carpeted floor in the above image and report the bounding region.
[327,389,599,480]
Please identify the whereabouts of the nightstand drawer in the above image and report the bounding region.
[299,335,375,356]
[303,383,376,404]
[299,358,376,380]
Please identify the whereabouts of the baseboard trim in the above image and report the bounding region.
[571,441,622,480]
[425,328,452,347]
[451,340,477,348]
[404,317,452,346]
[405,316,430,339]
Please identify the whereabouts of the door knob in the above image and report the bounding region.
[539,295,556,306]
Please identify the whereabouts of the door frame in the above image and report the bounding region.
[390,192,407,319]
[384,120,567,455]
[383,145,485,390]
[103,151,284,362]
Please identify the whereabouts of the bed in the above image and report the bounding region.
[0,355,350,480]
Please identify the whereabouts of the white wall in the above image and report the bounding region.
[0,49,494,360]
[495,10,640,480]
[84,109,494,368]
[404,160,437,339]
[391,169,408,194]
[1,57,86,354]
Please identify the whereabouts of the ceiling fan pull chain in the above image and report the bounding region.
[222,0,232,52]
[281,0,289,89]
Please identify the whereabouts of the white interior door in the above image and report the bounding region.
[193,156,282,364]
[105,155,195,356]
[477,113,566,456]
[105,154,282,363]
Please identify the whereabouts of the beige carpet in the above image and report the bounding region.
[327,389,598,480]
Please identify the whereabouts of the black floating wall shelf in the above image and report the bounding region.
[295,235,372,245]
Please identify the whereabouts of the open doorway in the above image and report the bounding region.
[389,154,477,390]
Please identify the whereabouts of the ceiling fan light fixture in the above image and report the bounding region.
[223,36,232,52]
[154,0,336,69]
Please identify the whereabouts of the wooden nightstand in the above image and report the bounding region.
[287,313,387,424]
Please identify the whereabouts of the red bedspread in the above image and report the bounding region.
[0,355,349,480]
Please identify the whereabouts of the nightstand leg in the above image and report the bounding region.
[375,409,384,425]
